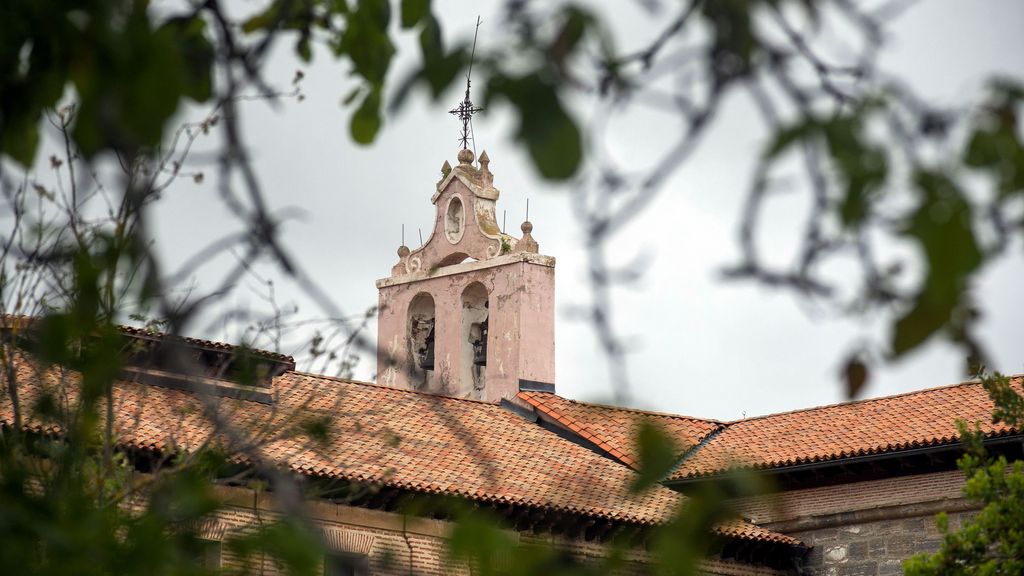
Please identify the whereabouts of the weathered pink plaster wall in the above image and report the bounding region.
[377,255,555,402]
[375,150,555,402]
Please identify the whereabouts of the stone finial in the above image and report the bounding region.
[457,148,475,166]
[479,150,493,185]
[517,221,539,253]
[441,160,452,179]
[392,245,412,276]
[389,243,409,276]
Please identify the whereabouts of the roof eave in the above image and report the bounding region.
[666,431,1024,486]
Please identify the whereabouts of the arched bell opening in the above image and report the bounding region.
[460,282,489,394]
[407,292,435,387]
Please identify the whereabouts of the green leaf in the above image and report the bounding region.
[72,1,189,155]
[1,117,41,167]
[964,126,1001,168]
[446,512,517,575]
[227,520,323,576]
[350,87,382,144]
[401,0,430,28]
[160,16,215,102]
[822,114,887,228]
[485,73,582,180]
[766,110,888,230]
[388,16,463,112]
[418,16,463,98]
[526,104,582,180]
[241,2,281,33]
[336,0,394,85]
[296,34,312,62]
[341,86,363,106]
[549,6,592,62]
[982,372,1024,427]
[763,118,819,160]
[36,313,73,366]
[701,0,757,77]
[842,355,869,399]
[892,171,982,357]
[630,421,679,493]
[0,0,72,165]
[963,85,1024,198]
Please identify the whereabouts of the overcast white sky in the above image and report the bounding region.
[129,0,1024,421]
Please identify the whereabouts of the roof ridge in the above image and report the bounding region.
[119,324,295,363]
[1,314,295,364]
[520,392,637,467]
[725,374,1024,424]
[284,369,505,406]
[521,391,724,425]
[668,425,725,478]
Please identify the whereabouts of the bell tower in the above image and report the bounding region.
[375,149,555,402]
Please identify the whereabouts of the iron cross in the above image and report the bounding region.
[450,16,483,150]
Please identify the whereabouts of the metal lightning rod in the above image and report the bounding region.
[449,16,484,152]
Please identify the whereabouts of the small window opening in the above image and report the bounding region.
[195,539,222,569]
[325,552,369,576]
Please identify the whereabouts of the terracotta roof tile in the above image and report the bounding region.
[715,518,804,547]
[0,315,295,365]
[517,391,722,469]
[671,377,1023,480]
[116,324,295,364]
[0,354,775,545]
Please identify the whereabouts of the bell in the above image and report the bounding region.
[420,325,435,370]
[473,320,488,366]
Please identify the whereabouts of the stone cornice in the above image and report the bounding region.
[377,252,555,288]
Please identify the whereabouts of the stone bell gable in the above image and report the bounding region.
[375,149,554,402]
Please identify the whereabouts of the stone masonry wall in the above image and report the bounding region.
[791,511,974,576]
[729,469,975,576]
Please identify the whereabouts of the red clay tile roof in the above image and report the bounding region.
[715,519,804,546]
[517,391,721,469]
[670,378,1023,480]
[273,371,682,526]
[0,315,295,365]
[0,353,797,547]
[120,324,295,365]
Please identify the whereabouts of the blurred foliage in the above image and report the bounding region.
[1,306,326,575]
[4,1,1021,384]
[0,0,215,162]
[630,420,680,494]
[757,78,1022,396]
[443,429,771,576]
[904,373,1024,576]
[2,0,1024,574]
